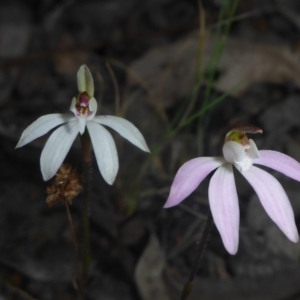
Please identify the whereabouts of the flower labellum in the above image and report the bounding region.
[16,65,150,184]
[164,126,300,255]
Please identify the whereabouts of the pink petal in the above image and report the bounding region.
[241,166,299,243]
[209,164,240,255]
[164,157,224,208]
[254,150,300,182]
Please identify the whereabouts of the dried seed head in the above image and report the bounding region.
[46,163,82,208]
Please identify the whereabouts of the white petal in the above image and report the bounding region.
[41,121,79,181]
[87,121,119,185]
[223,141,245,163]
[16,114,75,148]
[241,166,299,243]
[93,115,150,152]
[209,164,240,255]
[77,65,94,96]
[78,118,87,135]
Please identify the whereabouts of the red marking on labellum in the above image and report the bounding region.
[79,92,90,107]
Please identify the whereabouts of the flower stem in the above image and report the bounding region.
[180,210,214,300]
[65,202,84,299]
[65,202,80,259]
[80,130,93,284]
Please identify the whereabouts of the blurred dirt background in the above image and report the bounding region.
[2,0,300,299]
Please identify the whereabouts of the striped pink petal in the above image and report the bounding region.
[209,163,240,255]
[254,150,300,182]
[164,157,224,208]
[241,165,299,243]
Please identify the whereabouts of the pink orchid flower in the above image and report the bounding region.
[164,126,300,255]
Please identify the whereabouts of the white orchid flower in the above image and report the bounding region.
[164,126,300,255]
[16,65,150,184]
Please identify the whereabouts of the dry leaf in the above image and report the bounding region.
[52,33,87,75]
[129,31,300,107]
[134,233,170,300]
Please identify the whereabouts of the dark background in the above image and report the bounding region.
[1,0,300,299]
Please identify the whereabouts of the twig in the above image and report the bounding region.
[106,62,121,116]
[180,211,213,300]
[4,282,37,300]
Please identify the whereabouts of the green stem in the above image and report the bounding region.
[65,202,80,260]
[65,203,84,299]
[80,130,93,285]
[180,211,214,300]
